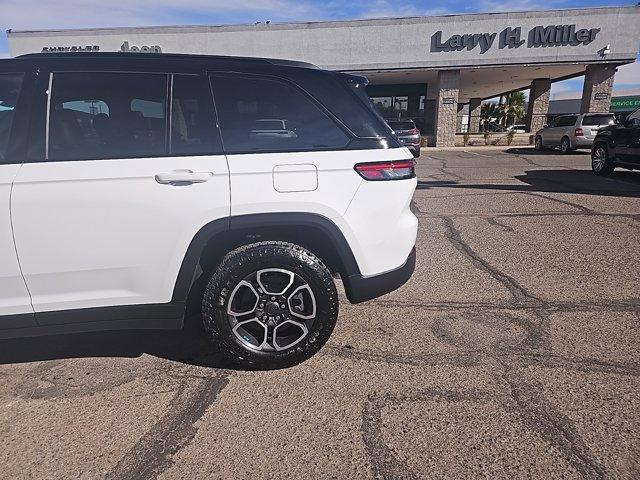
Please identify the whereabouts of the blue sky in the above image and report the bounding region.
[1,0,638,98]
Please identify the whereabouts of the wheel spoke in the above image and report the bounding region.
[273,319,309,351]
[227,280,260,317]
[287,284,316,320]
[256,269,295,295]
[232,318,268,350]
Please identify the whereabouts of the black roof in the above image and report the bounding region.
[13,51,319,70]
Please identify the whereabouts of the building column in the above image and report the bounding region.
[434,70,460,147]
[525,78,551,133]
[580,64,616,113]
[468,98,482,133]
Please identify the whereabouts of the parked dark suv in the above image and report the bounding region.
[387,120,421,157]
[591,107,640,175]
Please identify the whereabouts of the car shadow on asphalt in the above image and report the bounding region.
[417,169,640,197]
[0,315,241,370]
[504,147,588,156]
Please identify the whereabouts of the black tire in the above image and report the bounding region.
[202,241,338,369]
[534,135,544,151]
[591,143,615,176]
[560,136,572,154]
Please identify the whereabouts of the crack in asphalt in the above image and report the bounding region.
[486,216,516,232]
[412,211,640,225]
[362,393,422,480]
[325,345,479,368]
[370,298,640,313]
[326,345,640,378]
[501,368,608,480]
[362,389,496,480]
[521,191,596,214]
[440,215,542,305]
[105,371,230,480]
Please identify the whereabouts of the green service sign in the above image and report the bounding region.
[610,96,640,112]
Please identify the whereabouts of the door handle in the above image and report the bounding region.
[154,169,213,185]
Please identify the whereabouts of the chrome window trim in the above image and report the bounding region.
[44,72,53,160]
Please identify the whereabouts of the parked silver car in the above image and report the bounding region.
[534,113,617,154]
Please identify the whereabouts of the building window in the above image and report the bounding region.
[371,95,409,120]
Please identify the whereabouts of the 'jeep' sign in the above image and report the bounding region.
[431,24,600,54]
[121,41,162,53]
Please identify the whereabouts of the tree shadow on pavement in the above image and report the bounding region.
[0,315,237,370]
[417,169,640,197]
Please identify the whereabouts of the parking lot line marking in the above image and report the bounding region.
[462,150,492,157]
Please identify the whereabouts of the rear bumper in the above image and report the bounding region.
[343,247,416,304]
[574,137,594,148]
[407,145,421,157]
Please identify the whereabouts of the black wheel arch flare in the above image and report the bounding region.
[171,212,362,305]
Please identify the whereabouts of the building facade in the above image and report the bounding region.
[7,6,640,146]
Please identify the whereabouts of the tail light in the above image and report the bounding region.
[354,160,416,181]
[575,128,584,137]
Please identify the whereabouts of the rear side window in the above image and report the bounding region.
[297,71,395,139]
[389,121,415,131]
[582,114,616,126]
[0,73,24,162]
[48,72,168,161]
[556,115,578,127]
[211,74,350,154]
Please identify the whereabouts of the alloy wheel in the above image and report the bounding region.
[535,137,542,150]
[226,268,317,352]
[592,146,606,172]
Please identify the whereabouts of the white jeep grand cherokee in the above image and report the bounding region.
[0,52,417,368]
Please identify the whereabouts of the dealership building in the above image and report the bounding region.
[6,5,640,146]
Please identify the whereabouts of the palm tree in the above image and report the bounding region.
[503,92,526,127]
[480,103,500,131]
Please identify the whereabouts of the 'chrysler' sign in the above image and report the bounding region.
[431,24,601,54]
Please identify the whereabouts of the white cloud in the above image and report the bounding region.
[0,52,10,58]
[353,0,451,19]
[474,0,563,13]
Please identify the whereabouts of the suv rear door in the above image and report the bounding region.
[617,109,640,164]
[210,72,363,219]
[11,68,230,319]
[581,114,616,142]
[0,69,35,326]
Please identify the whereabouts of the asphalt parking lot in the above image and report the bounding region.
[1,148,639,479]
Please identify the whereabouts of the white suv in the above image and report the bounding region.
[0,53,417,368]
[534,113,617,153]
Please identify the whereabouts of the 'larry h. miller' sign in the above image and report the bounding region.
[431,25,601,54]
